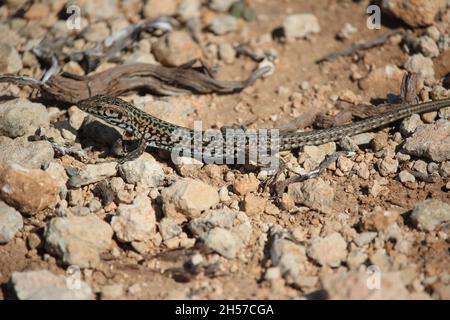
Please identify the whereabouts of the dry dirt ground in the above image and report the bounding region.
[0,0,449,300]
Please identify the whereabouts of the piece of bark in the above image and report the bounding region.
[400,72,419,104]
[0,63,271,103]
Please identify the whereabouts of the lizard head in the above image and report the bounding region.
[77,95,129,125]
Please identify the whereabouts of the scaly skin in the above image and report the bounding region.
[77,95,450,163]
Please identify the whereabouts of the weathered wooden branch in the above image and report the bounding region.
[0,63,271,103]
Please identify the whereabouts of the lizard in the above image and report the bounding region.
[76,94,450,170]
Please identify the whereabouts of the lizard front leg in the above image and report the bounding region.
[118,137,148,164]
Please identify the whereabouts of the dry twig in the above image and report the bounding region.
[0,63,271,103]
[316,29,403,63]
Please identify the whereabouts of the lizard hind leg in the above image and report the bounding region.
[268,151,354,197]
[259,156,288,193]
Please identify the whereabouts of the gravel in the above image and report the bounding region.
[404,54,435,80]
[381,0,447,27]
[283,14,321,39]
[440,161,450,178]
[378,157,399,176]
[264,267,282,281]
[83,22,110,42]
[403,120,450,162]
[232,174,259,196]
[161,178,220,223]
[347,248,368,269]
[189,207,235,238]
[67,162,118,188]
[302,145,327,169]
[0,163,59,214]
[411,199,450,232]
[204,227,240,259]
[208,16,239,35]
[321,270,412,299]
[189,208,252,259]
[218,43,236,64]
[438,107,450,120]
[288,178,335,214]
[337,156,354,173]
[209,0,236,12]
[152,31,202,67]
[11,270,93,300]
[0,137,54,169]
[0,98,49,138]
[350,133,375,145]
[243,194,267,215]
[418,36,440,58]
[111,194,157,242]
[398,170,416,183]
[0,201,23,244]
[0,43,22,73]
[81,0,118,20]
[143,0,177,19]
[118,154,165,188]
[159,217,183,241]
[363,209,400,232]
[426,26,441,41]
[400,114,424,136]
[270,235,307,284]
[353,231,378,247]
[336,23,357,40]
[45,161,69,199]
[27,232,42,250]
[413,160,428,174]
[177,0,201,21]
[45,215,113,268]
[307,232,347,267]
[101,284,124,300]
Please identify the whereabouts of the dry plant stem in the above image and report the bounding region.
[0,75,43,88]
[0,63,271,103]
[30,135,91,163]
[316,29,404,63]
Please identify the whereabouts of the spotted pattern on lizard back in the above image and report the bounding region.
[77,94,450,163]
